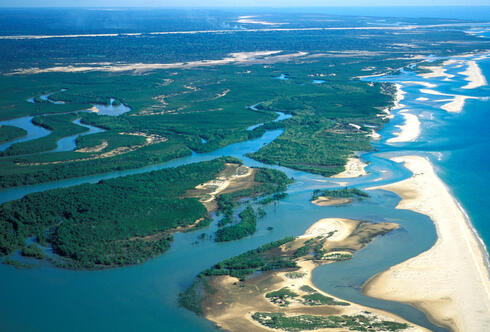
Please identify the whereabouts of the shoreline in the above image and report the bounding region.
[386,112,420,143]
[363,156,490,332]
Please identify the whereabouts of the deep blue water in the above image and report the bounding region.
[428,58,490,251]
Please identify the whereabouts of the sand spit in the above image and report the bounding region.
[387,112,420,143]
[364,156,490,332]
[331,157,367,178]
[201,218,425,332]
[418,65,455,81]
[420,88,478,113]
[11,51,308,75]
[460,60,488,89]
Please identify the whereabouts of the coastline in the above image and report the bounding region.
[386,112,420,143]
[363,156,490,332]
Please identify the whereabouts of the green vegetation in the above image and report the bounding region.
[266,287,298,306]
[299,285,316,293]
[285,271,306,279]
[0,158,231,267]
[324,252,353,261]
[215,167,291,240]
[2,113,88,156]
[0,125,26,143]
[252,312,410,331]
[201,236,296,279]
[0,157,292,268]
[302,292,350,306]
[21,244,45,260]
[312,187,370,201]
[215,206,257,242]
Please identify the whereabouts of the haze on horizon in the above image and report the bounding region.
[1,0,489,7]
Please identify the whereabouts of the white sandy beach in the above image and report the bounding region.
[387,112,420,143]
[460,60,488,89]
[418,65,455,81]
[364,156,490,332]
[331,157,367,178]
[420,88,478,113]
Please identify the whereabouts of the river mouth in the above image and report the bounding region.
[3,54,485,332]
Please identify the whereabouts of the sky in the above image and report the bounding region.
[1,0,490,7]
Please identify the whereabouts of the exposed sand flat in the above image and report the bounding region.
[331,157,367,178]
[311,197,352,207]
[364,156,490,332]
[415,97,429,101]
[418,66,455,80]
[302,218,355,241]
[11,51,308,75]
[460,60,487,89]
[387,112,420,143]
[420,88,478,113]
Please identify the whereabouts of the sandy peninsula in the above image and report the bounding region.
[363,155,490,332]
[197,218,426,332]
[418,65,454,81]
[331,157,368,178]
[387,112,420,143]
[460,60,487,89]
[419,88,478,113]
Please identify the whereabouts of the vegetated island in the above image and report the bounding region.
[0,125,27,144]
[0,157,291,269]
[311,187,369,207]
[180,218,421,332]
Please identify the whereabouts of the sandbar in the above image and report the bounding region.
[460,60,487,89]
[363,156,490,332]
[387,112,420,143]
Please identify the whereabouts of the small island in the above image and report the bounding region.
[311,187,369,207]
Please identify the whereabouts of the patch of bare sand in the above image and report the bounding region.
[185,163,255,211]
[331,157,367,178]
[11,51,307,75]
[311,197,352,207]
[363,156,490,332]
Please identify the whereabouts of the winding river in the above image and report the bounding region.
[3,56,487,331]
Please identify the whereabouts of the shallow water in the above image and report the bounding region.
[51,118,105,153]
[0,116,51,151]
